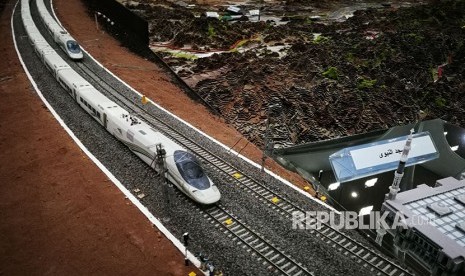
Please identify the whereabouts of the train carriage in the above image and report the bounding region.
[20,0,220,204]
[56,68,89,99]
[57,33,83,60]
[104,108,221,204]
[35,0,83,60]
[43,53,71,77]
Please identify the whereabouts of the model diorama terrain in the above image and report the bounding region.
[125,0,464,147]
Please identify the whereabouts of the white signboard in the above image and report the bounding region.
[350,135,437,170]
[249,9,260,16]
[205,12,219,19]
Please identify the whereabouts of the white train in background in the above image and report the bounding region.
[20,0,221,204]
[35,0,83,60]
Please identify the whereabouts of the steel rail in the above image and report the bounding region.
[74,50,411,276]
[34,3,412,275]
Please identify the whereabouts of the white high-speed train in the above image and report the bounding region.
[20,0,221,204]
[35,0,83,60]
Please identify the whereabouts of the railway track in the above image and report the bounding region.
[204,204,313,276]
[24,4,313,274]
[71,57,318,276]
[74,60,412,276]
[33,3,413,275]
[71,43,411,276]
[166,187,314,276]
[169,130,412,276]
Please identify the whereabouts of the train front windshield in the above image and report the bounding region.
[174,150,210,190]
[66,40,81,53]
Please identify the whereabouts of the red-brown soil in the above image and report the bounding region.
[52,0,312,189]
[1,0,314,275]
[0,1,196,275]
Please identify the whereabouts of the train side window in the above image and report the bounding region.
[80,97,83,103]
[97,112,100,118]
[58,79,69,92]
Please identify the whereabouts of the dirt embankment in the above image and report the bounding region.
[0,0,200,275]
[133,0,465,147]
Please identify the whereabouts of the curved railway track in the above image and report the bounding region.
[174,132,412,276]
[71,63,314,276]
[31,3,414,275]
[27,5,316,272]
[162,183,313,275]
[75,56,412,276]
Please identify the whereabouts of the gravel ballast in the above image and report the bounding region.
[14,2,409,275]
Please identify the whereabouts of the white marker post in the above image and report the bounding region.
[386,129,415,201]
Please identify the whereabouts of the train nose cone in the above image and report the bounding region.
[71,52,83,60]
[194,186,221,205]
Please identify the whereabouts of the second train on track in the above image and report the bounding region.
[21,0,221,204]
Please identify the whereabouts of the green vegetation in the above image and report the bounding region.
[405,33,424,44]
[346,52,370,68]
[435,97,446,108]
[346,52,355,63]
[207,23,216,38]
[220,15,231,21]
[431,67,439,81]
[172,52,198,60]
[357,77,377,89]
[313,35,330,44]
[322,67,339,80]
[236,39,249,49]
[304,16,314,25]
[372,47,395,68]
